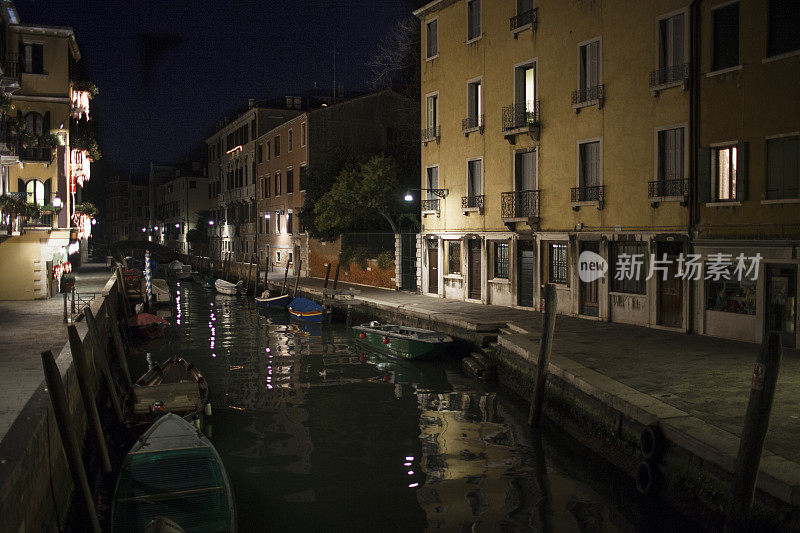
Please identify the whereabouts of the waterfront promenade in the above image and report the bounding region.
[0,263,110,441]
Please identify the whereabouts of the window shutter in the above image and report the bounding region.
[674,14,685,66]
[766,139,781,199]
[785,138,799,198]
[43,178,51,202]
[43,111,50,134]
[697,147,711,203]
[736,141,748,201]
[17,178,24,193]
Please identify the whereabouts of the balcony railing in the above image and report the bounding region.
[649,63,690,88]
[502,100,540,132]
[501,190,540,219]
[462,195,485,211]
[421,126,440,143]
[0,54,20,81]
[572,84,605,108]
[421,199,440,213]
[20,146,54,162]
[571,185,605,206]
[461,114,484,133]
[648,178,688,198]
[510,8,538,31]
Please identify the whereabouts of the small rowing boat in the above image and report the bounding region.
[111,413,235,532]
[255,289,291,309]
[288,297,324,323]
[215,279,243,295]
[353,321,453,360]
[127,313,168,339]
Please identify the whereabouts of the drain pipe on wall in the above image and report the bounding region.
[688,0,702,335]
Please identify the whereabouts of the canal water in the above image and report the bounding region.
[130,281,696,532]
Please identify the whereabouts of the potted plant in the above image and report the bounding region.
[60,272,75,293]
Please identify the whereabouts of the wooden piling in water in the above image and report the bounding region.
[84,307,124,423]
[529,283,557,426]
[67,326,112,474]
[333,263,341,290]
[281,264,290,295]
[41,350,102,533]
[293,259,303,297]
[247,255,254,294]
[108,297,133,389]
[323,263,332,290]
[725,332,783,531]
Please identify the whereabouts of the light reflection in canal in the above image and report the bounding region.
[130,282,694,532]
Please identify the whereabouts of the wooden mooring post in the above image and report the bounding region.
[281,264,290,295]
[529,283,557,426]
[333,263,341,291]
[41,350,102,533]
[323,263,332,290]
[724,332,783,531]
[293,259,303,297]
[247,255,255,294]
[67,326,111,474]
[84,307,124,423]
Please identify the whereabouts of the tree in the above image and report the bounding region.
[187,209,211,255]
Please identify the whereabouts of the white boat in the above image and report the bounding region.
[215,279,243,295]
[111,413,236,532]
[168,260,191,280]
[150,278,171,306]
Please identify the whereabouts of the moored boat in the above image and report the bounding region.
[111,413,235,533]
[255,289,291,309]
[151,278,171,306]
[288,297,324,323]
[352,321,453,360]
[127,312,168,339]
[203,275,216,289]
[215,279,243,295]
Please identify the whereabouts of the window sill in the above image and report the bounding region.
[462,207,483,215]
[425,54,439,62]
[510,23,532,36]
[466,35,483,45]
[609,291,646,298]
[572,99,603,112]
[422,210,439,217]
[704,201,741,207]
[649,195,687,205]
[761,198,800,205]
[443,274,462,280]
[762,49,800,64]
[462,126,484,136]
[489,278,510,284]
[571,200,603,210]
[706,64,742,77]
[649,80,685,95]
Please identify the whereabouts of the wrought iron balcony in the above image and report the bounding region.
[421,126,440,143]
[649,63,690,88]
[510,8,538,31]
[648,178,688,198]
[461,114,484,133]
[462,195,484,211]
[421,198,440,213]
[501,190,540,219]
[572,84,605,109]
[0,54,20,83]
[570,185,605,208]
[502,100,540,132]
[20,146,54,162]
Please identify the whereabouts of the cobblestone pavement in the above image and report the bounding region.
[0,263,112,441]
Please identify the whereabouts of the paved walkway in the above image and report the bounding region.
[0,263,112,441]
[267,272,800,466]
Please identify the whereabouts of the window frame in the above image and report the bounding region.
[549,242,568,285]
[513,58,538,110]
[466,156,483,198]
[712,143,738,201]
[425,91,439,130]
[576,37,602,93]
[274,135,281,157]
[300,122,307,147]
[493,241,509,279]
[576,137,603,188]
[426,17,439,60]
[765,133,800,200]
[466,0,482,43]
[425,165,439,201]
[514,148,537,192]
[710,1,740,72]
[655,8,688,73]
[767,0,800,58]
[654,123,689,182]
[465,76,483,129]
[288,129,293,152]
[447,240,461,275]
[610,241,647,295]
[286,167,294,194]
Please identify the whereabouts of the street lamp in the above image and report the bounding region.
[403,188,449,202]
[208,220,214,226]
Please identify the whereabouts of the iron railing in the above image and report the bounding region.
[462,195,485,210]
[421,199,440,212]
[571,185,605,203]
[649,63,690,87]
[1,54,20,80]
[461,114,484,132]
[648,178,688,198]
[421,126,440,143]
[20,146,54,162]
[572,84,605,106]
[510,8,538,31]
[501,190,540,219]
[502,100,540,131]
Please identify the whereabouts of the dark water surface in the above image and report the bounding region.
[133,282,696,532]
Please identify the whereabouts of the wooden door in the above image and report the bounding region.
[427,241,438,294]
[468,239,481,300]
[579,241,599,316]
[518,241,535,307]
[657,241,683,328]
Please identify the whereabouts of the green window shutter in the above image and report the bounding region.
[766,139,782,199]
[43,178,51,201]
[736,141,748,201]
[784,137,799,199]
[43,111,50,134]
[697,146,711,203]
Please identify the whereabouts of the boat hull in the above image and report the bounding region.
[255,293,291,309]
[288,297,324,323]
[352,327,452,360]
[215,280,241,295]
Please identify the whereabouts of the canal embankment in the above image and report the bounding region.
[266,274,800,530]
[0,264,120,532]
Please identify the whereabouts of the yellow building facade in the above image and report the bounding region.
[415,0,692,330]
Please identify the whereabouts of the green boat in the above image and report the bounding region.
[111,413,236,532]
[352,321,453,360]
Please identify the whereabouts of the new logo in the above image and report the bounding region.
[578,250,607,283]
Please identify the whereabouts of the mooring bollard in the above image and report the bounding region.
[67,326,111,474]
[84,306,124,423]
[323,263,332,290]
[529,283,557,426]
[247,255,254,294]
[725,332,783,531]
[281,264,290,295]
[293,259,303,297]
[333,263,341,291]
[41,350,102,533]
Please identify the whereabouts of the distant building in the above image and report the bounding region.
[152,163,210,254]
[104,176,128,244]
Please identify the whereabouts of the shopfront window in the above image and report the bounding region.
[707,275,757,315]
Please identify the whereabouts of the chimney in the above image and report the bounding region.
[248,98,255,109]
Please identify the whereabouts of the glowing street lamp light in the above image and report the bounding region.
[175,223,180,229]
[404,193,413,202]
[208,220,215,226]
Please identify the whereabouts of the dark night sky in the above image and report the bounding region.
[17,0,419,173]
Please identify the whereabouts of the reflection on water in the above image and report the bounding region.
[133,283,690,532]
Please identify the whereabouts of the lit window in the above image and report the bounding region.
[714,146,737,201]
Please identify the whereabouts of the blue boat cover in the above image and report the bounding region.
[288,297,322,315]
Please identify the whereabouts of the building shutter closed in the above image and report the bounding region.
[735,141,748,201]
[697,147,711,203]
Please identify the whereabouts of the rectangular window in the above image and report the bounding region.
[494,242,509,279]
[426,166,439,200]
[515,150,536,191]
[301,123,307,147]
[266,140,271,160]
[467,80,482,127]
[611,242,647,294]
[467,0,481,41]
[287,212,293,235]
[549,243,568,284]
[658,127,685,180]
[275,212,281,234]
[658,13,685,71]
[712,3,739,71]
[427,19,438,58]
[579,141,601,187]
[707,271,757,315]
[448,241,461,274]
[467,159,482,196]
[257,143,263,164]
[768,0,800,57]
[514,63,536,110]
[517,0,534,14]
[189,180,196,189]
[275,172,281,196]
[288,129,293,152]
[578,39,601,92]
[714,145,738,200]
[286,168,294,194]
[21,42,44,74]
[275,135,281,157]
[426,94,438,129]
[299,165,308,190]
[766,135,799,199]
[265,175,271,197]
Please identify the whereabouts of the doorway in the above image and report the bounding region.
[468,239,481,300]
[518,240,535,307]
[657,241,683,328]
[427,240,438,295]
[579,241,599,317]
[766,264,797,348]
